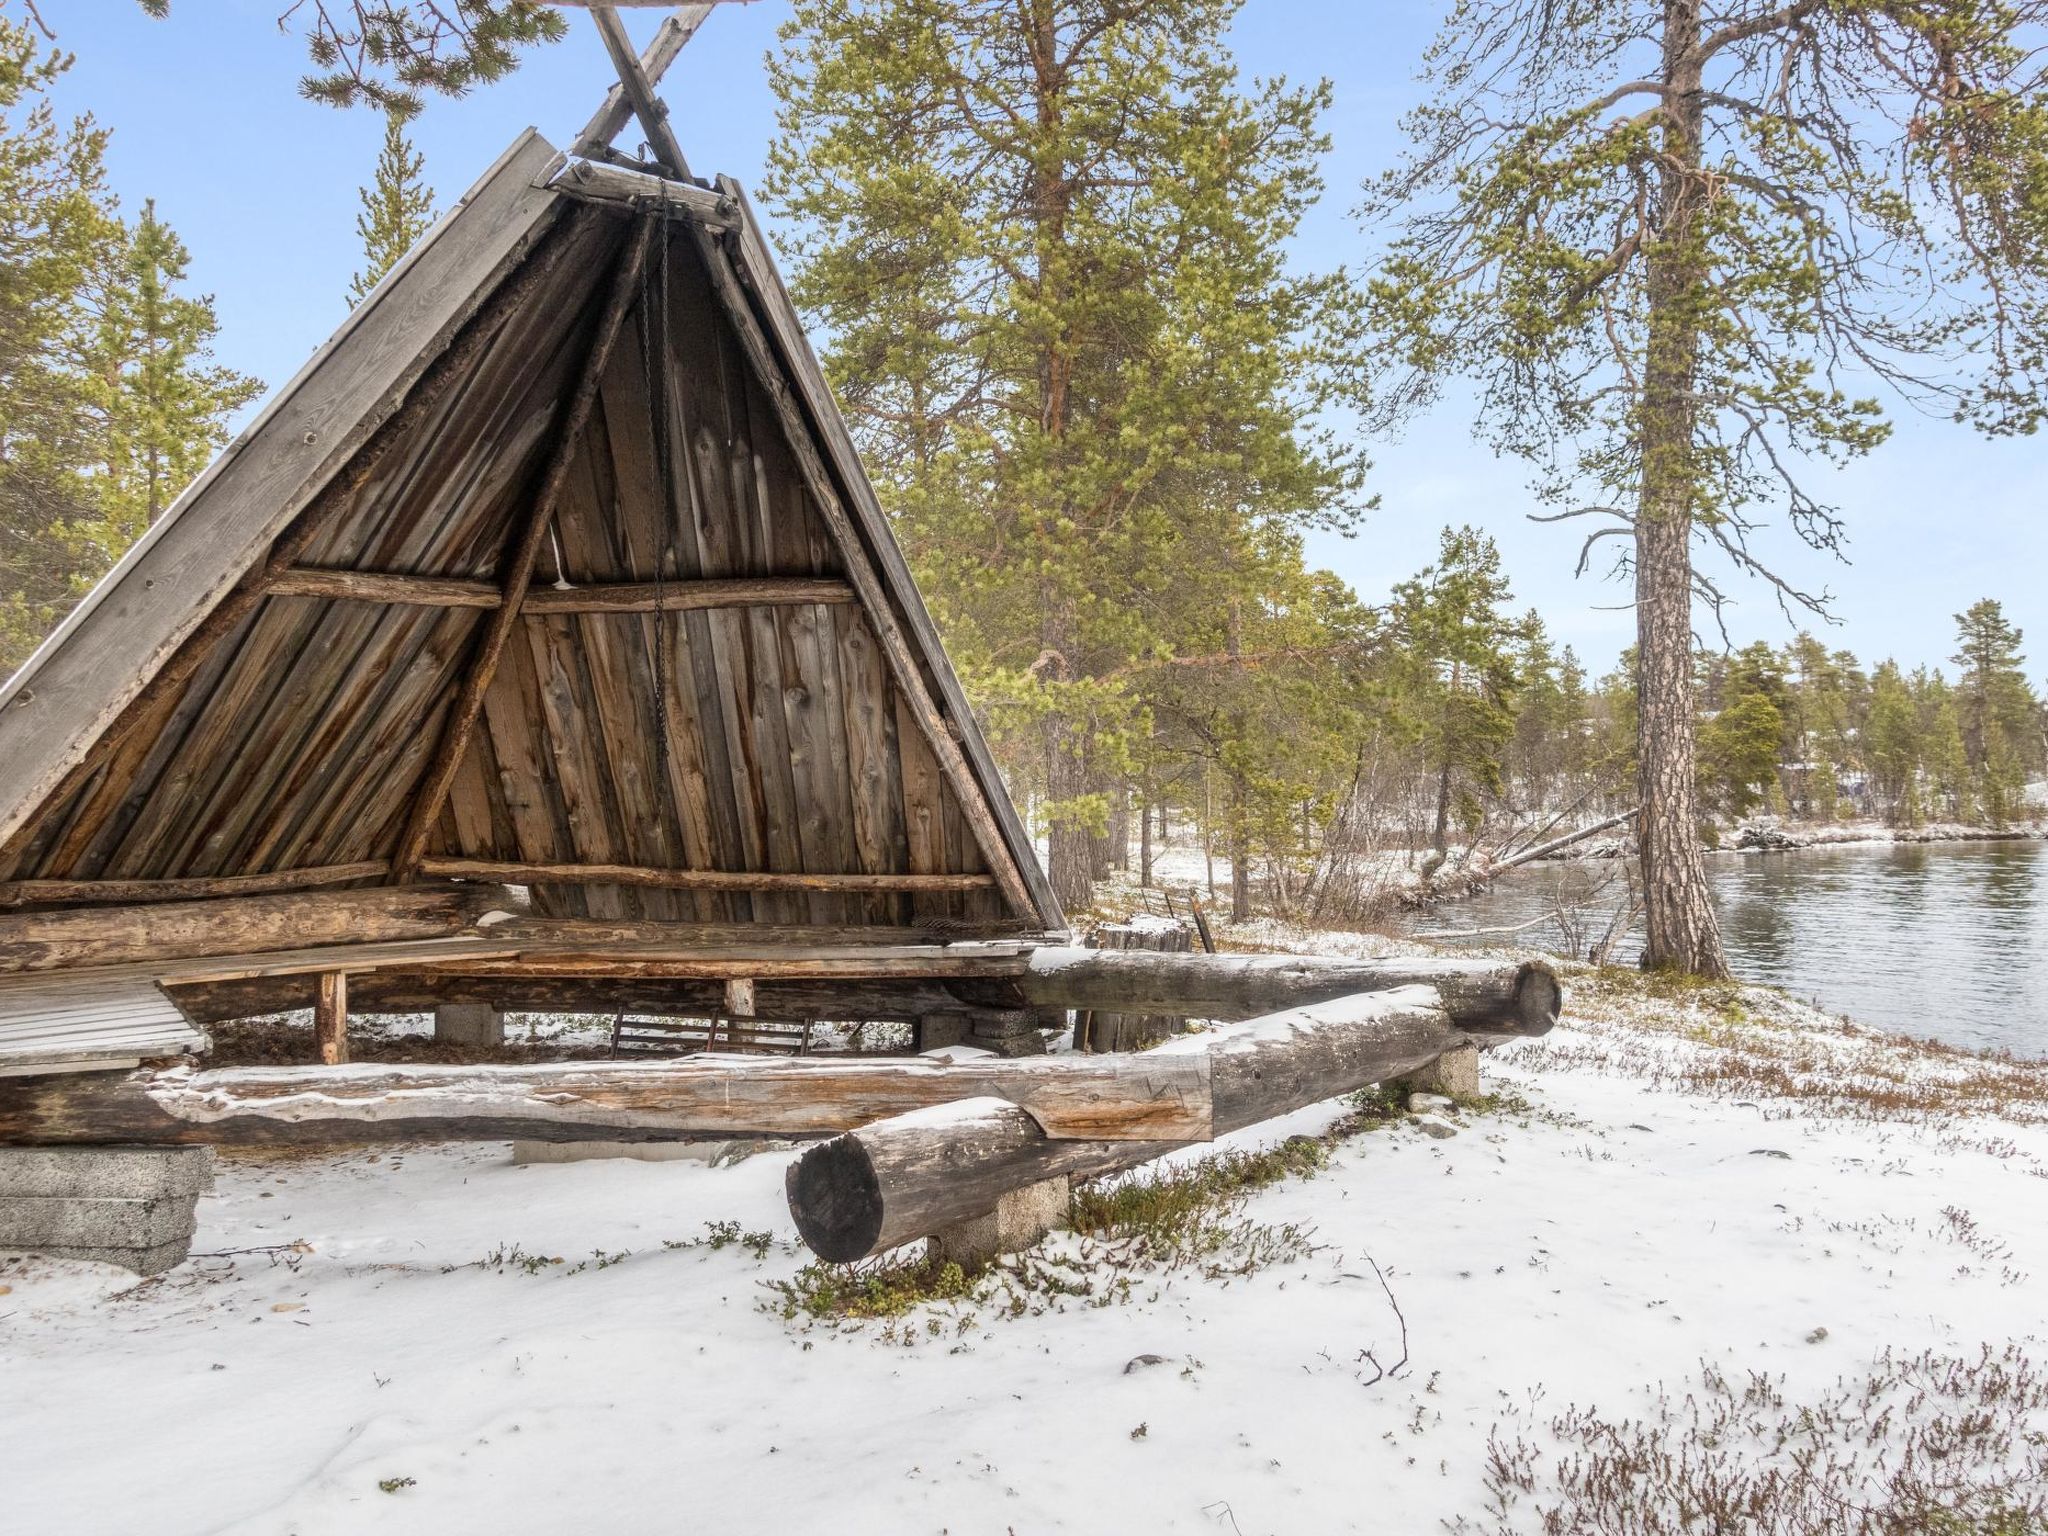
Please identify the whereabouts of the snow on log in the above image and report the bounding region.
[0,884,524,974]
[0,1049,1213,1149]
[1013,950,1560,1036]
[788,984,1491,1262]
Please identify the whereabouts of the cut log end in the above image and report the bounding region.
[785,1136,884,1263]
[1511,960,1563,1036]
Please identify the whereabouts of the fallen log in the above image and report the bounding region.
[0,883,525,974]
[1008,950,1559,1036]
[788,984,1485,1262]
[0,1048,1213,1149]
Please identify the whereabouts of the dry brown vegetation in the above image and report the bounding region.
[1460,1345,2048,1535]
[1528,966,2048,1129]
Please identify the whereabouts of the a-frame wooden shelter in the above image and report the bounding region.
[0,18,1063,1067]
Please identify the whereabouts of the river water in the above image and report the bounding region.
[1401,840,2048,1057]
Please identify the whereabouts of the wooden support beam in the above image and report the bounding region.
[1010,950,1563,1037]
[588,7,692,177]
[0,1045,1214,1149]
[390,215,659,880]
[417,856,996,893]
[571,7,715,158]
[0,883,521,975]
[315,971,348,1065]
[525,576,856,614]
[0,861,389,909]
[166,973,1008,1026]
[266,570,502,607]
[266,569,855,613]
[722,976,755,1019]
[546,157,733,226]
[787,986,1482,1262]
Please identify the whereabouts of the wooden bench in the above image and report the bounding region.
[609,1015,817,1058]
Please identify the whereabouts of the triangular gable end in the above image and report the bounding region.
[0,130,1064,940]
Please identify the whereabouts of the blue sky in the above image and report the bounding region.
[49,0,2048,678]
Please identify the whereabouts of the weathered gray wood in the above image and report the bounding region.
[0,131,570,856]
[1014,949,1561,1036]
[787,986,1479,1261]
[0,884,522,974]
[417,856,995,892]
[166,972,1007,1024]
[570,7,709,157]
[0,862,389,909]
[716,179,1066,932]
[0,1045,1214,1148]
[267,570,504,607]
[686,223,1037,921]
[588,7,691,176]
[391,215,660,879]
[547,157,734,228]
[526,577,855,614]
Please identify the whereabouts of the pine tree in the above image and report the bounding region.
[1864,662,1921,827]
[1387,527,1524,862]
[0,14,118,670]
[349,111,434,308]
[1358,3,2048,976]
[762,0,1360,910]
[1699,643,1787,821]
[1951,600,2037,826]
[84,200,262,550]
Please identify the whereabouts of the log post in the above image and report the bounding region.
[0,882,522,974]
[788,985,1501,1262]
[315,972,348,1066]
[0,1049,1216,1149]
[1013,950,1561,1036]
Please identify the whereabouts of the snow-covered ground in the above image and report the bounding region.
[6,968,2047,1531]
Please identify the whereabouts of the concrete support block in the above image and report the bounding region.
[917,1013,969,1052]
[968,1007,1048,1057]
[434,1001,504,1048]
[1393,1042,1481,1101]
[930,1174,1069,1270]
[0,1146,213,1275]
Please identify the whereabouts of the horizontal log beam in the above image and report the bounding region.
[166,972,1018,1025]
[267,569,856,614]
[788,986,1479,1262]
[420,857,995,893]
[0,1047,1212,1149]
[0,884,524,974]
[1012,950,1560,1036]
[0,862,390,909]
[545,156,734,226]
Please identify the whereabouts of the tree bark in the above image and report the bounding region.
[1635,0,1730,978]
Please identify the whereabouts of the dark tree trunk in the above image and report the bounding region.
[1635,0,1730,978]
[1228,773,1251,922]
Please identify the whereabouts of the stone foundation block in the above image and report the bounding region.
[930,1174,1069,1270]
[1394,1042,1481,1101]
[0,1146,213,1275]
[434,1002,504,1048]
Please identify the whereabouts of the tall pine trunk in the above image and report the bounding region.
[1635,0,1730,978]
